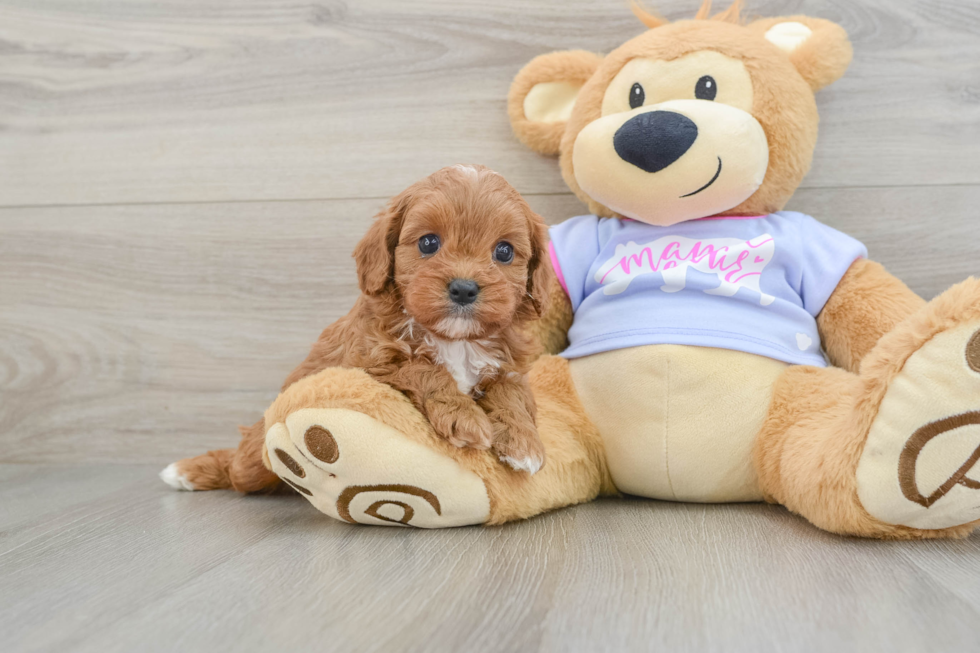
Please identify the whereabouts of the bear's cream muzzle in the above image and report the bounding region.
[572,99,769,226]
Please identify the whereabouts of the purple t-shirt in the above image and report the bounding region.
[548,212,867,366]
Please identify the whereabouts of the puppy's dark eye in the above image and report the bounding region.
[418,234,440,256]
[629,82,645,109]
[695,75,717,101]
[493,241,514,264]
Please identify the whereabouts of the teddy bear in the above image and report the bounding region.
[233,1,980,537]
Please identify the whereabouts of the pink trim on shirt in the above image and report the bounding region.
[548,241,569,297]
[622,214,768,222]
[694,214,768,221]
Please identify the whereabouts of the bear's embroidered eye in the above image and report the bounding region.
[695,75,717,101]
[493,241,514,264]
[629,83,645,109]
[418,234,440,256]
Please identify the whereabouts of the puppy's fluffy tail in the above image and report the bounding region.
[160,449,235,491]
[160,420,283,493]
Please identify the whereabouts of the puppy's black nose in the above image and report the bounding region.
[448,278,480,305]
[614,111,698,173]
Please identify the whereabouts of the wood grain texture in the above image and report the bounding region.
[2,464,980,653]
[1,0,979,206]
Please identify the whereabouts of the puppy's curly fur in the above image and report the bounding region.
[169,165,551,492]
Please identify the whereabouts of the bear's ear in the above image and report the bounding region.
[508,50,603,156]
[748,16,853,91]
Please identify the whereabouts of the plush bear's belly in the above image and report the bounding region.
[568,344,788,502]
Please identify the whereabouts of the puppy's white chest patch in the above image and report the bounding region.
[429,337,500,395]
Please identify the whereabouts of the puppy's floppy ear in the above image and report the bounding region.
[518,206,552,320]
[749,16,852,91]
[353,188,415,295]
[508,50,602,156]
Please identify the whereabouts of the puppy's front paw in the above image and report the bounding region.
[493,423,546,475]
[426,397,493,450]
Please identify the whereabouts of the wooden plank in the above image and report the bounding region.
[1,464,978,652]
[1,186,978,464]
[1,0,979,206]
[0,463,151,531]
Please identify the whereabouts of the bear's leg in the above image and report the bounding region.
[755,279,980,539]
[263,355,612,527]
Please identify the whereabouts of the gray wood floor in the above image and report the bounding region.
[2,0,979,651]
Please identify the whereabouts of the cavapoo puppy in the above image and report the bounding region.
[164,165,550,494]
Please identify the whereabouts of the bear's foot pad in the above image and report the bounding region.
[265,408,491,528]
[858,322,980,530]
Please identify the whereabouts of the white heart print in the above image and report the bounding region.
[796,333,813,351]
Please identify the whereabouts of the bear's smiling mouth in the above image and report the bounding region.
[680,157,723,198]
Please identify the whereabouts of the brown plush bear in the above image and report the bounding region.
[170,1,980,537]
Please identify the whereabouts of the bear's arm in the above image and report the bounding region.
[816,258,925,372]
[522,268,574,357]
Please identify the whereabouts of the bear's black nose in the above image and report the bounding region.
[448,278,480,305]
[613,111,698,173]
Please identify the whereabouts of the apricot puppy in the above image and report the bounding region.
[346,164,550,471]
[166,165,552,492]
[165,164,552,491]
